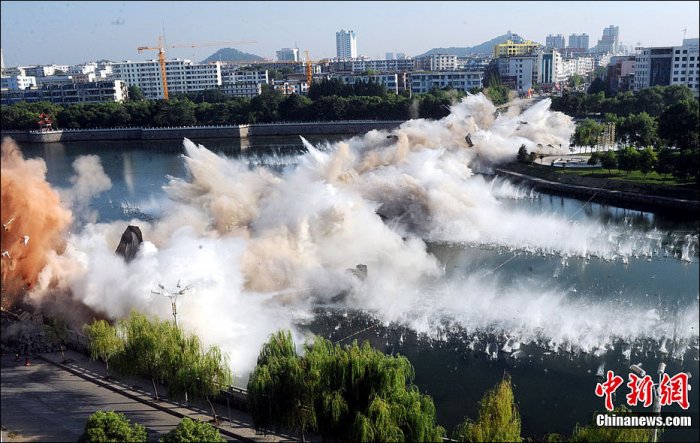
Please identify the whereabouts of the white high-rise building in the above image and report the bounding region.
[113,59,221,99]
[336,29,357,60]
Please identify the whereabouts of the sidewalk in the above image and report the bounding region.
[37,350,296,442]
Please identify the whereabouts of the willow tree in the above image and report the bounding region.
[570,405,656,442]
[248,330,445,442]
[83,319,122,373]
[111,311,180,401]
[452,374,521,442]
[247,330,315,440]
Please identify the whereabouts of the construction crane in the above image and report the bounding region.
[137,36,257,100]
[304,50,313,85]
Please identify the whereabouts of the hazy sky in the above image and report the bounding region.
[1,1,699,66]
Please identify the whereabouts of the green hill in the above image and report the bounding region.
[416,31,536,57]
[200,48,266,63]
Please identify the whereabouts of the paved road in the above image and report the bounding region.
[1,349,297,442]
[1,354,183,442]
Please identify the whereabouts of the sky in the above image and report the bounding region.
[1,1,699,67]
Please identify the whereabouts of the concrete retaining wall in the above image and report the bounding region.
[1,120,405,143]
[496,168,700,214]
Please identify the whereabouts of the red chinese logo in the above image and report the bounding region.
[659,373,690,410]
[626,373,654,407]
[595,370,624,411]
[595,370,690,411]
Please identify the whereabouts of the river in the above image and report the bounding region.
[11,133,699,441]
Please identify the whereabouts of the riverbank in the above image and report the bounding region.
[495,162,700,215]
[0,120,404,143]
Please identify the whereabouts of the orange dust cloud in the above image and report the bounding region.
[1,137,73,308]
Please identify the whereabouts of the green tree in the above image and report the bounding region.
[600,150,618,173]
[83,319,123,373]
[619,113,658,148]
[568,74,585,89]
[517,144,530,164]
[572,119,603,153]
[587,77,608,95]
[127,85,145,101]
[78,411,147,443]
[159,418,225,442]
[659,98,699,151]
[484,84,509,106]
[638,146,658,176]
[587,151,600,166]
[111,311,180,401]
[452,374,521,442]
[617,146,641,175]
[279,93,312,121]
[570,406,655,442]
[248,331,445,442]
[153,98,197,126]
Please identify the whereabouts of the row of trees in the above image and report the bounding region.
[0,85,481,130]
[79,412,224,442]
[572,99,699,153]
[247,330,656,442]
[551,85,697,118]
[82,312,232,421]
[80,316,656,442]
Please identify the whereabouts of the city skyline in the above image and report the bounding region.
[1,1,699,66]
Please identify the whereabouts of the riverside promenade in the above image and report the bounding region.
[495,163,700,214]
[1,350,295,442]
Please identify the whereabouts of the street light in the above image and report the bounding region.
[151,280,192,328]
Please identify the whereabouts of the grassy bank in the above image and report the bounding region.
[499,162,699,201]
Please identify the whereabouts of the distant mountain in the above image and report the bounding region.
[200,48,266,63]
[416,31,536,57]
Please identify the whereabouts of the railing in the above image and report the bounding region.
[13,120,404,133]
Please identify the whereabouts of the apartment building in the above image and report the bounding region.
[221,82,262,97]
[546,34,565,49]
[635,39,700,96]
[409,71,483,94]
[336,29,358,60]
[337,73,399,93]
[494,40,541,58]
[0,80,127,105]
[496,56,536,92]
[607,56,636,94]
[277,47,300,62]
[1,74,37,90]
[326,58,414,74]
[414,54,458,71]
[112,59,221,99]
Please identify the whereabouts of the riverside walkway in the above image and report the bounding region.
[1,350,295,442]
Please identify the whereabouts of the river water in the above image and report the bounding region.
[13,134,700,441]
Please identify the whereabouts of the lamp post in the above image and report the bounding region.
[152,281,192,404]
[151,280,192,329]
[629,362,694,443]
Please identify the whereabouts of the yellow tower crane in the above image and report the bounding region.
[137,36,257,100]
[304,50,313,86]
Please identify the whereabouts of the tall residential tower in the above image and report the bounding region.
[336,29,357,60]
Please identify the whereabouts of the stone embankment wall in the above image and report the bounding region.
[496,168,700,214]
[1,120,404,143]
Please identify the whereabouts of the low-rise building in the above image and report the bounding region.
[494,40,541,58]
[221,82,262,97]
[409,71,483,94]
[1,74,37,90]
[272,79,309,95]
[337,73,399,93]
[0,80,128,105]
[414,54,458,71]
[496,56,536,93]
